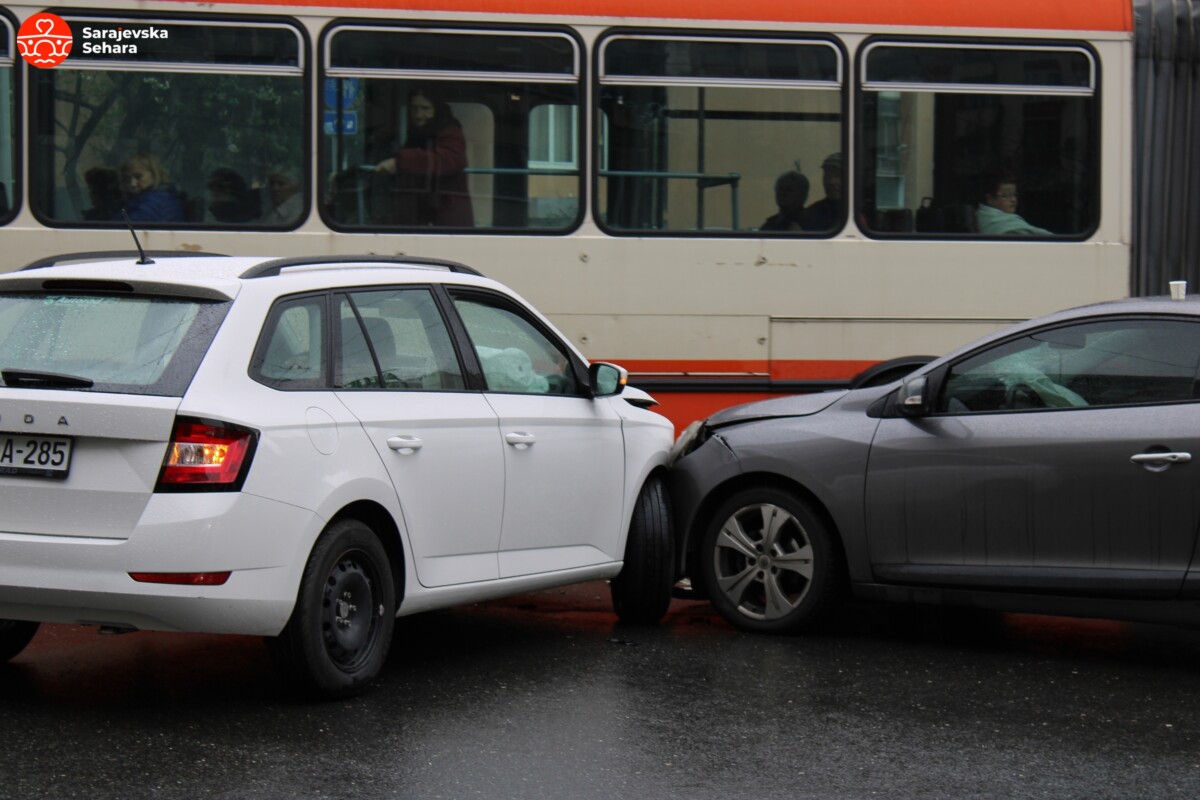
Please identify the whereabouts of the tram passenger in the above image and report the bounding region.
[802,152,845,231]
[374,86,474,228]
[82,167,123,221]
[114,153,186,223]
[976,172,1051,235]
[760,170,810,232]
[207,168,261,223]
[263,169,303,224]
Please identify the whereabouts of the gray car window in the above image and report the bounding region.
[940,318,1200,413]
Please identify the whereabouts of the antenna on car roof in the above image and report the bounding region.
[120,211,155,265]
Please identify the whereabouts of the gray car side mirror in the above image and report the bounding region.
[897,376,931,417]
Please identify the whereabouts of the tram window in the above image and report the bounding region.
[0,15,15,223]
[329,29,576,76]
[858,42,1098,239]
[30,17,306,229]
[597,35,844,236]
[322,26,582,232]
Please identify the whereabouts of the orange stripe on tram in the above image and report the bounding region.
[616,359,880,381]
[179,0,1132,32]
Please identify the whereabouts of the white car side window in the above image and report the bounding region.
[338,289,465,391]
[453,297,577,395]
[256,299,325,386]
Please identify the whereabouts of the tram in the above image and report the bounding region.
[1,0,1196,429]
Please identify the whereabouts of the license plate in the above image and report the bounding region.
[0,433,73,478]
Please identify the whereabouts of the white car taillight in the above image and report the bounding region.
[155,417,258,492]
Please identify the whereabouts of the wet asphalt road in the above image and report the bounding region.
[2,582,1200,800]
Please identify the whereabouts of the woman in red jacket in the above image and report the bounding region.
[375,87,474,228]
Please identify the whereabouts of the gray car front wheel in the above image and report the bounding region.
[701,488,843,633]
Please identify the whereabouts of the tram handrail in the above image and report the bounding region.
[338,165,739,228]
[599,170,741,230]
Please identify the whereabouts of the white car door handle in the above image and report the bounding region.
[505,431,537,449]
[1130,451,1191,464]
[386,435,423,454]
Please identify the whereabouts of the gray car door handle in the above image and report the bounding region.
[505,431,537,449]
[1130,451,1191,465]
[386,435,423,454]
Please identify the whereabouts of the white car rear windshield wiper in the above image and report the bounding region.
[1,369,95,389]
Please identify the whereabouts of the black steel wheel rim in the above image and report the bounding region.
[321,550,381,671]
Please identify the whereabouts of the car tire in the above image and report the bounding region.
[610,475,674,625]
[268,519,396,698]
[0,619,39,662]
[700,487,843,634]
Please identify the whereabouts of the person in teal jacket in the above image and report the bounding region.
[977,172,1051,235]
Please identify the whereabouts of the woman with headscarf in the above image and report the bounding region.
[374,86,474,227]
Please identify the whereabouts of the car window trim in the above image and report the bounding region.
[432,285,488,391]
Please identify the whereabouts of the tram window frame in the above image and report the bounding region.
[0,10,18,227]
[594,29,847,238]
[28,11,310,231]
[855,37,1101,241]
[319,22,586,235]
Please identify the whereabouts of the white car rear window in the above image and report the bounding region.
[0,292,228,396]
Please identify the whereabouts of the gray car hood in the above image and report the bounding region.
[706,390,848,428]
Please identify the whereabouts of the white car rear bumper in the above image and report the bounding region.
[0,492,320,635]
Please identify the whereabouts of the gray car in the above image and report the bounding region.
[669,294,1200,633]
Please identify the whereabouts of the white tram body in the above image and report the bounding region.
[0,0,1183,426]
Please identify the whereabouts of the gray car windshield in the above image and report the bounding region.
[0,292,228,396]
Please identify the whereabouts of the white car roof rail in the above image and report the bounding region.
[21,251,228,271]
[240,255,483,279]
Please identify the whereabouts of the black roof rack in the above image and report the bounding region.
[239,255,484,279]
[20,250,228,271]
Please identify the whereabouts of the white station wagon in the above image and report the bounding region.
[0,253,675,696]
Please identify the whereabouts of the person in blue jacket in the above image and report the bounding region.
[114,153,186,223]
